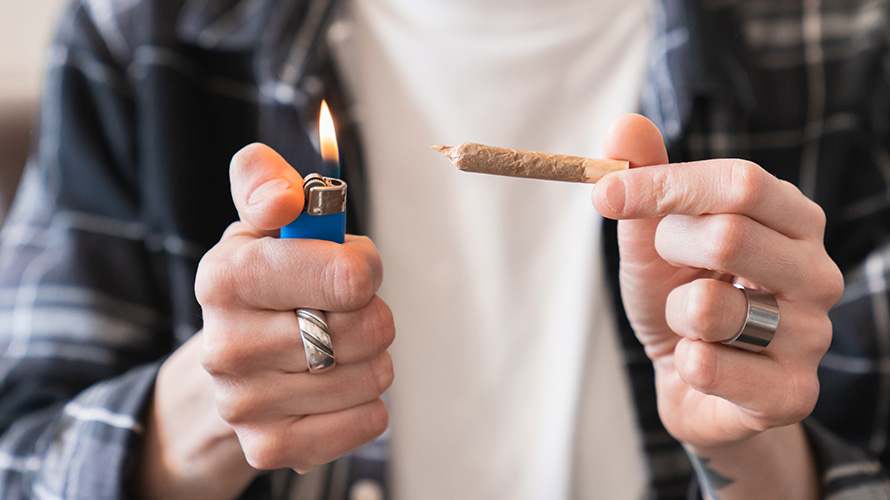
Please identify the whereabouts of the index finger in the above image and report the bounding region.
[199,232,384,312]
[592,159,825,240]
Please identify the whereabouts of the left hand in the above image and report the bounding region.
[591,114,844,449]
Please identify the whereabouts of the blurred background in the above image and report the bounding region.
[0,0,68,225]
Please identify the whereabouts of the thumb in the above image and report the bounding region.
[592,114,668,218]
[229,143,304,234]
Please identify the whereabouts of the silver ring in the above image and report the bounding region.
[722,286,779,353]
[296,308,335,373]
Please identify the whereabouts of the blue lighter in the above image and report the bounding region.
[280,173,346,242]
[280,100,346,243]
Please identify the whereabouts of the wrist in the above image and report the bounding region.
[137,333,258,500]
[685,424,818,500]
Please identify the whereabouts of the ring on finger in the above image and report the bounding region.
[722,285,779,353]
[296,308,336,373]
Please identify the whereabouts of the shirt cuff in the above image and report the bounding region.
[30,361,162,500]
[802,418,890,498]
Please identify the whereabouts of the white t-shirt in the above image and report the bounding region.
[331,1,652,498]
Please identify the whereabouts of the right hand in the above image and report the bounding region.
[195,143,395,473]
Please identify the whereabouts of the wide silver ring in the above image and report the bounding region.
[296,308,335,373]
[722,286,779,353]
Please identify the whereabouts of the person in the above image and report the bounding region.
[1,1,889,500]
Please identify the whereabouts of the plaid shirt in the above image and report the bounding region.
[2,0,890,498]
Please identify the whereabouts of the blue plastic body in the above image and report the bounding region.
[280,211,346,243]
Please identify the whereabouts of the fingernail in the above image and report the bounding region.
[248,178,290,206]
[604,178,626,215]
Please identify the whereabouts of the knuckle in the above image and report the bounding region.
[240,432,290,470]
[195,248,231,308]
[746,417,773,434]
[215,391,257,425]
[358,399,390,440]
[327,247,377,310]
[726,160,767,213]
[196,242,263,308]
[200,335,227,374]
[291,465,317,475]
[351,355,394,403]
[684,281,726,339]
[704,215,747,269]
[806,197,828,234]
[651,168,672,213]
[201,334,248,376]
[228,243,267,304]
[367,297,396,350]
[291,464,317,475]
[781,374,820,423]
[807,317,834,357]
[800,255,844,311]
[679,341,720,393]
[822,263,845,308]
[371,353,395,395]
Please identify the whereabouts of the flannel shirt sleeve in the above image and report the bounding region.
[0,2,177,498]
[803,419,890,498]
[805,238,890,498]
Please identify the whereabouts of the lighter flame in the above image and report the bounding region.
[319,100,339,164]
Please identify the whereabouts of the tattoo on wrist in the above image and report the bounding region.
[689,453,735,500]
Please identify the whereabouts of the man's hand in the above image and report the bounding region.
[197,143,394,471]
[591,115,843,499]
[139,144,394,499]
